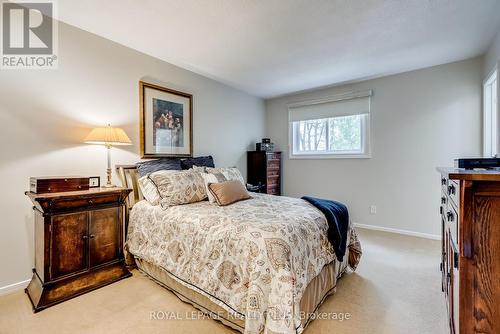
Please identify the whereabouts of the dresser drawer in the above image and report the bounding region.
[267,184,280,195]
[447,180,459,209]
[447,204,459,244]
[441,176,448,194]
[267,168,280,177]
[38,193,124,213]
[267,159,280,169]
[266,152,281,161]
[267,175,279,186]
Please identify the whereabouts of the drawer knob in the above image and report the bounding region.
[447,211,454,222]
[88,199,94,205]
[82,235,88,240]
[448,185,455,195]
[89,234,95,239]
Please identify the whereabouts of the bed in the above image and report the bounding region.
[117,165,362,334]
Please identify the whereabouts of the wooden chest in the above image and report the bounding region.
[30,176,89,194]
[247,151,281,195]
[25,188,132,312]
[437,168,500,333]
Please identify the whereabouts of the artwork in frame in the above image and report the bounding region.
[139,81,193,158]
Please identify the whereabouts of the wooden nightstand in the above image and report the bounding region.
[25,187,132,312]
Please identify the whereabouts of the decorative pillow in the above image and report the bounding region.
[192,165,209,173]
[180,156,215,170]
[207,180,251,206]
[138,174,163,205]
[147,170,207,208]
[205,167,245,185]
[136,158,182,177]
[201,172,228,203]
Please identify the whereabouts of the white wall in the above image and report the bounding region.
[0,23,265,290]
[484,29,500,77]
[265,58,483,238]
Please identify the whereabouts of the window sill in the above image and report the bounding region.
[289,153,371,159]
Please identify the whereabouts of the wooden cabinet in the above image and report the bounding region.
[25,188,132,312]
[437,168,500,334]
[247,151,282,195]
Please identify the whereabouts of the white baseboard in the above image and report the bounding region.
[0,279,30,296]
[353,223,441,240]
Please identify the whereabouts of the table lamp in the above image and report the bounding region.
[84,124,132,187]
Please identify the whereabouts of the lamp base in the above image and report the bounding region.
[101,184,117,188]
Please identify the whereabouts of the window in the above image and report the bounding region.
[484,69,498,157]
[289,90,371,158]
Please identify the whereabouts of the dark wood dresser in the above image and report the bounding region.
[247,151,281,195]
[25,187,132,312]
[437,168,500,334]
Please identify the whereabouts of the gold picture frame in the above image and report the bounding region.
[139,81,193,158]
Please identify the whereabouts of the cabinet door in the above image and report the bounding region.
[89,207,121,268]
[448,235,458,334]
[441,215,447,292]
[50,212,88,279]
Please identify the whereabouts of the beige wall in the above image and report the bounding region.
[265,58,483,238]
[0,23,265,289]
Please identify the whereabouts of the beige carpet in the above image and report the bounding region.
[0,229,448,334]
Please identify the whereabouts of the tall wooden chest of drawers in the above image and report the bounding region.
[25,187,132,312]
[247,151,281,195]
[437,168,500,333]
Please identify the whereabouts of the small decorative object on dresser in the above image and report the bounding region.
[25,187,132,312]
[30,176,90,194]
[437,167,500,333]
[89,176,100,188]
[247,151,281,195]
[256,138,275,152]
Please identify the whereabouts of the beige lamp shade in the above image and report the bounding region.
[84,125,132,146]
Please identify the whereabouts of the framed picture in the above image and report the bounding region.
[88,176,100,188]
[139,81,193,158]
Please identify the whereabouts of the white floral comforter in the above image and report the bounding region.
[126,193,361,334]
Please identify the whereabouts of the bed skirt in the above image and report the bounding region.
[135,257,348,333]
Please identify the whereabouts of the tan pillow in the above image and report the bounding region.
[208,180,251,206]
[148,170,207,208]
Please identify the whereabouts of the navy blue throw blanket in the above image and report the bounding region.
[301,196,349,261]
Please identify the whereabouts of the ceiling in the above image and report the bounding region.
[59,0,500,98]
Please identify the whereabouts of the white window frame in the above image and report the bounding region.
[483,66,498,157]
[288,90,372,159]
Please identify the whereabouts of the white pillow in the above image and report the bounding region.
[138,173,166,205]
[201,171,228,203]
[205,167,245,185]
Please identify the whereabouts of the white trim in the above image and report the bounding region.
[289,113,371,159]
[353,223,441,240]
[287,89,373,108]
[289,153,371,159]
[483,68,498,157]
[483,63,498,85]
[0,279,30,296]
